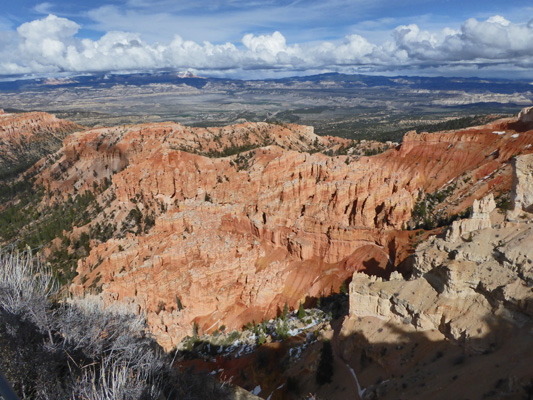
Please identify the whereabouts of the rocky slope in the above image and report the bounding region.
[10,107,533,350]
[0,109,82,179]
[341,153,533,399]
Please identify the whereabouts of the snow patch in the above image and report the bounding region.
[492,131,506,135]
[481,171,496,181]
[206,318,221,332]
[252,385,261,396]
[347,364,366,398]
[511,134,519,138]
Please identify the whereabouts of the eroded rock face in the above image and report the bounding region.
[0,110,82,177]
[517,106,533,124]
[509,153,533,218]
[348,143,533,354]
[349,203,533,349]
[29,110,533,349]
[57,123,399,349]
[445,194,495,242]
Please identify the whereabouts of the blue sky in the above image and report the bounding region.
[1,0,533,78]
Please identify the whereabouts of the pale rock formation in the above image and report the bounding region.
[350,218,533,347]
[349,154,533,348]
[445,194,496,242]
[508,153,533,220]
[517,106,533,124]
[349,273,439,330]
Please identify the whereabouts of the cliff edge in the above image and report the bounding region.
[343,150,533,399]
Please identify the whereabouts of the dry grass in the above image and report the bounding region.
[0,247,229,400]
[0,246,56,315]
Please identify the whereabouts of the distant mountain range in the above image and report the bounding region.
[1,71,532,94]
[1,71,531,142]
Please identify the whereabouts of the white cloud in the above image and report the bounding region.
[33,2,54,15]
[2,14,533,78]
[84,1,401,44]
[392,15,533,64]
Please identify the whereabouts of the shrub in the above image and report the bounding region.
[0,247,230,400]
[0,247,56,319]
[340,281,348,295]
[227,330,241,342]
[275,321,290,340]
[257,331,267,346]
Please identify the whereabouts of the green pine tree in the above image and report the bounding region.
[297,302,305,320]
[175,295,183,311]
[282,302,289,320]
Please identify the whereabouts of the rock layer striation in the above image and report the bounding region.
[24,110,533,349]
[0,110,82,178]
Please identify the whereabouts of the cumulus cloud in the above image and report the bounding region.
[1,14,533,77]
[393,15,533,63]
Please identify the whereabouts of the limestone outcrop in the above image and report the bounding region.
[350,215,533,344]
[445,194,495,241]
[517,106,533,124]
[349,189,533,348]
[508,153,533,219]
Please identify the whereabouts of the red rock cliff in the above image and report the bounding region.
[32,113,533,350]
[0,110,83,177]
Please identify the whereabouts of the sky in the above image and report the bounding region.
[1,0,533,79]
